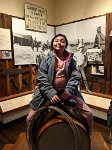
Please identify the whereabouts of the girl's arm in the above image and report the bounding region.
[65,59,81,96]
[38,59,58,100]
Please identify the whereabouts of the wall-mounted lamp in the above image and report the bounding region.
[109,30,112,37]
[109,30,112,53]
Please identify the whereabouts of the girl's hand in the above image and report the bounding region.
[59,90,70,101]
[51,95,60,104]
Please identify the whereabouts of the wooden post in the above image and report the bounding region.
[18,65,22,90]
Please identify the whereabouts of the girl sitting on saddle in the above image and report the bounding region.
[27,33,93,136]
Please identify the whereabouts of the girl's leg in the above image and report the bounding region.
[73,95,93,136]
[26,108,37,124]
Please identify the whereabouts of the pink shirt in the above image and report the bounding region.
[53,59,67,90]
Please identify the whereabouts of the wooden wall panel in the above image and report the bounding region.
[0,12,112,101]
[0,13,37,101]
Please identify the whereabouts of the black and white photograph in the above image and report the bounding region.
[87,48,103,64]
[12,17,54,65]
[91,65,104,75]
[56,16,106,92]
[56,15,106,68]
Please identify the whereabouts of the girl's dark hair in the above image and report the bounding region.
[51,34,68,50]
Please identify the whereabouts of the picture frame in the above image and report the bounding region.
[12,17,54,65]
[24,3,47,32]
[0,51,12,59]
[87,48,103,64]
[91,65,104,76]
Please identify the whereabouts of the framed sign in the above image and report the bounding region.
[24,3,47,32]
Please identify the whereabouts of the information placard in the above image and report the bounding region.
[25,3,47,32]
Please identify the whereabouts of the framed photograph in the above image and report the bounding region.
[24,3,47,32]
[91,65,104,75]
[12,17,54,65]
[56,15,106,65]
[87,48,103,64]
[0,51,12,59]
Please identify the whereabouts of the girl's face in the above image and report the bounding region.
[53,36,66,52]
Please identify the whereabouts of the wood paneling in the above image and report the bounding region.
[0,13,37,101]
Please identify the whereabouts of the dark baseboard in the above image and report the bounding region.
[93,116,107,126]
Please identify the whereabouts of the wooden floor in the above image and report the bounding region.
[0,116,111,150]
[93,117,111,149]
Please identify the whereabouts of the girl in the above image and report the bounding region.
[27,34,93,135]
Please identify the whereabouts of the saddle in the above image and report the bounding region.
[62,99,90,133]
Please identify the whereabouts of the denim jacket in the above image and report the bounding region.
[30,50,84,110]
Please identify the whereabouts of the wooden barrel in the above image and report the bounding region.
[27,106,91,150]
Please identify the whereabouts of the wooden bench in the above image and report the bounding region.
[81,90,111,120]
[0,90,111,123]
[0,93,32,123]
